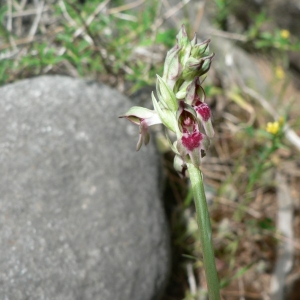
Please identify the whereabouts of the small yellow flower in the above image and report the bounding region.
[266,121,280,135]
[280,29,290,39]
[275,66,285,80]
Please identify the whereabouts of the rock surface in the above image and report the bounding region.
[0,76,170,300]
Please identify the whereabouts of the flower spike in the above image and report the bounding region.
[120,25,215,164]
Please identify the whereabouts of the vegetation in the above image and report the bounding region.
[1,0,300,299]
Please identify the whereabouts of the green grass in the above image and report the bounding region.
[0,0,176,90]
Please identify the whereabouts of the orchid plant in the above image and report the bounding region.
[120,25,220,299]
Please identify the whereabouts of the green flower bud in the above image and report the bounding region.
[200,54,214,75]
[176,24,189,49]
[182,54,214,80]
[190,33,197,47]
[182,57,203,80]
[191,39,211,59]
[162,44,182,90]
[176,25,192,67]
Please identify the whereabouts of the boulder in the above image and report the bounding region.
[0,76,170,300]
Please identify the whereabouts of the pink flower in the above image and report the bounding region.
[176,101,210,167]
[119,107,161,151]
[182,130,204,152]
[194,101,215,138]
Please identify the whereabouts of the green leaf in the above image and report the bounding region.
[152,92,177,133]
[156,75,178,111]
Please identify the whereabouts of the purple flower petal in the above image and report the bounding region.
[182,131,203,151]
[195,102,211,122]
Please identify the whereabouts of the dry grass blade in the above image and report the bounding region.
[0,36,38,52]
[8,7,49,18]
[73,0,111,38]
[28,0,44,39]
[59,0,77,27]
[270,172,294,300]
[208,28,248,42]
[113,13,137,22]
[152,0,192,31]
[6,0,18,50]
[226,89,256,127]
[215,197,261,218]
[7,0,13,31]
[187,263,197,296]
[107,0,145,14]
[192,1,205,33]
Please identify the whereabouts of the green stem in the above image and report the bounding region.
[187,163,220,300]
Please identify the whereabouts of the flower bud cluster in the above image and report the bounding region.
[120,25,215,173]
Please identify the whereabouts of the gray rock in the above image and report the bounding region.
[0,76,170,300]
